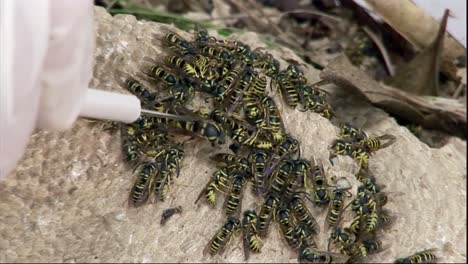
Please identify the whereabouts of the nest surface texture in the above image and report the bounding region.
[0,7,466,263]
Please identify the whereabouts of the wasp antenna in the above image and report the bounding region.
[114,70,134,89]
[131,162,143,174]
[141,56,160,68]
[302,193,316,205]
[341,200,353,216]
[344,189,353,198]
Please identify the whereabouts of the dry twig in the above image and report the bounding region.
[361,26,395,76]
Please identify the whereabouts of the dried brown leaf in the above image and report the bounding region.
[384,9,449,96]
[320,55,467,137]
[363,0,464,80]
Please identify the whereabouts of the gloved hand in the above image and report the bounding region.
[0,0,95,179]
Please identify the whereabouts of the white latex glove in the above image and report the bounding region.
[0,0,95,179]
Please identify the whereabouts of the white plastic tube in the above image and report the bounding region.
[80,88,141,123]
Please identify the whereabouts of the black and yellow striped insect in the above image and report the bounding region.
[209,110,267,150]
[164,54,199,79]
[331,137,375,168]
[258,192,280,238]
[329,212,367,259]
[136,128,170,150]
[243,94,264,125]
[341,241,369,260]
[294,159,312,189]
[293,222,315,246]
[250,150,270,196]
[209,153,251,176]
[310,160,330,206]
[285,64,306,80]
[330,139,354,158]
[363,238,383,255]
[268,159,294,195]
[121,124,142,162]
[231,127,274,151]
[339,123,367,143]
[204,216,241,256]
[331,138,370,169]
[238,45,260,64]
[274,64,306,108]
[183,119,225,145]
[275,76,301,108]
[195,167,231,206]
[276,206,303,250]
[298,247,332,264]
[210,153,239,168]
[122,141,141,162]
[351,145,371,169]
[209,66,244,102]
[115,72,157,103]
[142,61,180,87]
[283,170,299,200]
[153,147,184,202]
[242,210,263,260]
[137,115,225,145]
[224,172,247,216]
[347,214,365,235]
[160,30,196,55]
[209,109,256,135]
[225,67,257,115]
[394,249,437,264]
[163,55,217,99]
[364,192,390,233]
[356,171,385,194]
[289,193,320,235]
[263,135,299,178]
[329,227,357,251]
[234,157,252,175]
[153,166,172,202]
[193,27,216,43]
[170,84,196,107]
[226,41,251,56]
[246,74,267,97]
[128,162,158,208]
[360,134,397,153]
[350,189,377,215]
[141,57,196,106]
[199,44,234,64]
[193,54,224,81]
[142,142,182,160]
[297,83,333,119]
[378,208,395,228]
[326,183,352,228]
[345,28,377,66]
[195,31,250,59]
[365,208,380,233]
[260,96,284,143]
[252,49,280,77]
[333,132,393,168]
[298,245,349,264]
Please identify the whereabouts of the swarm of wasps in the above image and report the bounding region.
[325,124,397,262]
[112,26,435,263]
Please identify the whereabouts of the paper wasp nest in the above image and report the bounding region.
[0,7,465,263]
